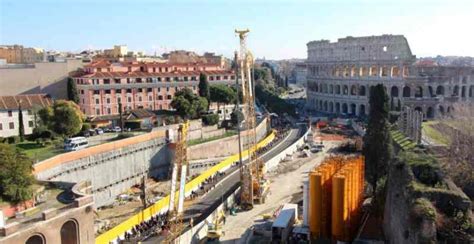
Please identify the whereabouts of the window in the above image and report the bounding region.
[0,123,2,130]
[117,97,121,103]
[107,108,111,114]
[106,98,110,104]
[224,76,228,79]
[116,89,122,94]
[138,96,142,102]
[191,76,196,81]
[114,78,121,84]
[105,89,111,94]
[80,90,84,94]
[96,99,100,104]
[8,110,12,117]
[28,121,34,128]
[158,95,163,100]
[173,77,178,81]
[93,90,100,95]
[166,87,170,92]
[166,77,170,82]
[158,87,161,92]
[167,95,172,100]
[9,122,14,129]
[216,76,221,80]
[96,109,100,115]
[138,88,143,93]
[126,89,132,93]
[157,77,162,82]
[184,77,188,81]
[128,97,132,103]
[147,88,152,93]
[104,79,110,84]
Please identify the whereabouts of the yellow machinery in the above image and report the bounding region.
[206,210,225,242]
[235,29,268,210]
[165,121,189,243]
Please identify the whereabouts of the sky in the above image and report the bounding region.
[1,0,473,60]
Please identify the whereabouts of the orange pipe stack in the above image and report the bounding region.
[308,156,365,242]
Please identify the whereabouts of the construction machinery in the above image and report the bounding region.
[235,29,269,210]
[164,121,189,243]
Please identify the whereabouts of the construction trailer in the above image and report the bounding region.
[271,204,297,243]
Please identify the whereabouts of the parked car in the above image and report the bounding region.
[113,126,122,132]
[95,128,104,135]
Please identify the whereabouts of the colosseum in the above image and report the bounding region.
[306,35,474,119]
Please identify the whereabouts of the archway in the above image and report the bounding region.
[453,85,459,96]
[436,85,445,96]
[428,86,434,97]
[61,220,79,244]
[350,104,357,115]
[470,85,474,97]
[329,102,334,113]
[335,85,341,94]
[26,235,45,244]
[342,103,348,114]
[319,100,323,110]
[324,101,328,111]
[350,85,357,95]
[461,86,466,97]
[403,86,411,97]
[359,104,366,116]
[335,103,341,114]
[359,86,366,96]
[439,105,445,116]
[343,85,349,95]
[414,107,422,112]
[415,86,423,98]
[391,86,399,97]
[426,107,434,119]
[329,84,334,94]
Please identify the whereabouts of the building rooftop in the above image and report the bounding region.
[0,94,52,110]
[76,70,234,79]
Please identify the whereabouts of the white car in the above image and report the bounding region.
[95,128,104,135]
[113,126,122,132]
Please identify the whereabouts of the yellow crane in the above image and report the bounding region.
[165,121,189,243]
[235,29,268,210]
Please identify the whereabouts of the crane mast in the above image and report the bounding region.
[166,121,189,243]
[235,29,267,210]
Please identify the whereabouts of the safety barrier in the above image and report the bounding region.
[95,131,276,244]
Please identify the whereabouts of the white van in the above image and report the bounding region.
[64,137,89,151]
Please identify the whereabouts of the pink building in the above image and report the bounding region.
[73,60,235,117]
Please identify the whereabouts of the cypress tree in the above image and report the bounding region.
[198,73,210,101]
[363,84,393,200]
[18,102,25,142]
[67,77,80,104]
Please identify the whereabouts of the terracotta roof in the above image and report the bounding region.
[85,60,111,68]
[0,94,53,110]
[77,70,234,79]
[126,109,156,120]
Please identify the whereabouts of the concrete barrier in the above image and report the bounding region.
[265,126,310,172]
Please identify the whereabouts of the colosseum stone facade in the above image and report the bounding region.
[306,35,474,119]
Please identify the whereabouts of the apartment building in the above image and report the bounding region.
[0,45,43,64]
[73,60,236,117]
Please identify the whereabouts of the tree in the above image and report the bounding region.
[38,100,84,137]
[210,85,236,120]
[0,143,34,203]
[231,108,244,127]
[18,102,25,142]
[67,77,80,104]
[171,88,208,119]
[202,114,219,126]
[363,84,393,200]
[198,73,210,102]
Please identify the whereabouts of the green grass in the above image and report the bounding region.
[188,131,238,146]
[422,121,450,145]
[391,130,417,150]
[15,141,64,162]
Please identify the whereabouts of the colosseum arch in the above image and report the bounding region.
[461,86,467,97]
[329,84,334,94]
[342,103,348,114]
[403,86,411,97]
[439,105,445,115]
[370,65,378,77]
[335,102,341,114]
[324,101,328,111]
[61,219,79,244]
[26,234,45,244]
[391,66,400,77]
[436,85,445,96]
[319,83,323,93]
[359,104,366,116]
[350,85,357,95]
[381,66,389,77]
[426,107,434,119]
[329,102,334,113]
[453,85,459,96]
[319,100,323,110]
[470,85,474,97]
[428,86,434,97]
[350,104,357,115]
[323,84,328,93]
[360,66,369,76]
[415,86,423,98]
[343,85,349,95]
[335,85,341,94]
[343,66,350,77]
[391,86,399,97]
[359,86,366,96]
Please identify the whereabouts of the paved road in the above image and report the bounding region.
[144,125,306,242]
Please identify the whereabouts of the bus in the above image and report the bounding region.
[64,137,88,151]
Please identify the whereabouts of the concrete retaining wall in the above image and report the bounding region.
[265,126,310,172]
[34,132,170,208]
[188,117,269,160]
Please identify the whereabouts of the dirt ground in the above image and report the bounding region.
[220,141,340,243]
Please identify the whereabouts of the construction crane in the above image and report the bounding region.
[165,121,189,243]
[235,29,268,210]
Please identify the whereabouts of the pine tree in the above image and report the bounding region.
[67,77,80,104]
[198,73,210,101]
[363,84,393,201]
